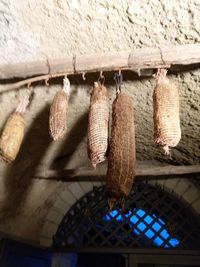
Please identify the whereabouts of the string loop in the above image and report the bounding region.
[114,70,123,95]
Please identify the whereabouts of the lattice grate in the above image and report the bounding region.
[53,183,200,249]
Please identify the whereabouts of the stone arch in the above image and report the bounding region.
[39,179,200,247]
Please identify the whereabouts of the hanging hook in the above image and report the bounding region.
[27,82,32,90]
[114,70,123,95]
[100,71,104,79]
[82,72,86,81]
[98,71,105,85]
[45,78,50,86]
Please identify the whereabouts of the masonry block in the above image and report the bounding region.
[92,181,102,187]
[164,178,180,191]
[148,180,158,186]
[41,221,58,239]
[183,186,199,205]
[54,197,70,215]
[79,182,93,194]
[68,182,85,200]
[60,189,77,205]
[191,199,200,214]
[172,179,191,196]
[46,207,66,225]
[40,236,52,247]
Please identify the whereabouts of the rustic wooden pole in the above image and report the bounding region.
[1,44,200,91]
[33,164,200,182]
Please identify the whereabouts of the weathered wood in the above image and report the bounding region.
[1,44,200,81]
[33,164,200,182]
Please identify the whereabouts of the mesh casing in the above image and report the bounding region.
[87,82,109,168]
[49,90,69,140]
[153,70,181,154]
[106,93,136,207]
[0,112,25,163]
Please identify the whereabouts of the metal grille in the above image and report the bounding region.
[53,183,200,249]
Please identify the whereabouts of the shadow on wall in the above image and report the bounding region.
[0,104,52,221]
[50,111,89,170]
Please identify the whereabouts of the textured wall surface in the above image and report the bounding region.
[0,0,199,245]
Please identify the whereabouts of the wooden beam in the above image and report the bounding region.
[33,164,200,182]
[1,44,200,81]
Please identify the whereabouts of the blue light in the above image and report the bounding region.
[169,238,180,247]
[145,229,155,238]
[154,237,164,246]
[137,222,147,232]
[103,210,122,221]
[152,222,162,231]
[160,229,169,239]
[109,210,118,218]
[102,208,180,248]
[144,215,153,224]
[102,215,110,221]
[137,209,146,217]
[158,218,165,225]
[129,215,139,224]
[133,229,140,235]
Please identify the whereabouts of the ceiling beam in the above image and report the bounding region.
[33,164,200,182]
[1,44,200,91]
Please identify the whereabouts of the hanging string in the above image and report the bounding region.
[114,70,123,95]
[15,94,30,114]
[15,81,34,114]
[63,75,71,95]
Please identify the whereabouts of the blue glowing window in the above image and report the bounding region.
[54,184,200,249]
[137,222,147,232]
[133,229,140,235]
[145,229,155,238]
[160,229,169,239]
[144,215,153,224]
[154,236,164,246]
[137,209,146,217]
[103,208,180,248]
[130,215,139,224]
[152,222,162,231]
[169,238,180,247]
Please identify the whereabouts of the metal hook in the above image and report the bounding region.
[100,71,104,79]
[45,78,50,86]
[82,72,86,81]
[27,82,32,89]
[98,71,105,85]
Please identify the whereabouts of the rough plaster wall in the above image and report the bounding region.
[1,0,200,62]
[0,0,200,244]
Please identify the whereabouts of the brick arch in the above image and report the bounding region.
[39,181,103,247]
[39,179,200,247]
